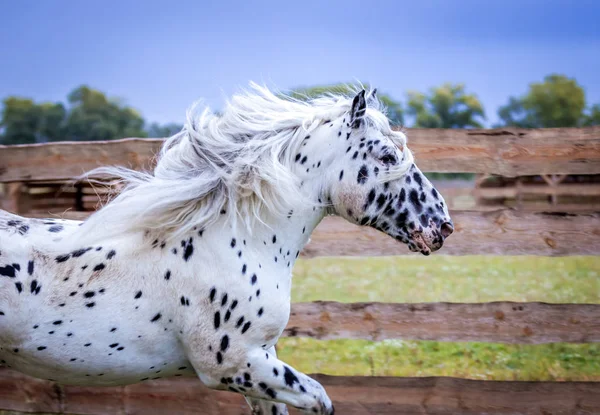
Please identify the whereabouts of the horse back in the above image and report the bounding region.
[0,210,81,326]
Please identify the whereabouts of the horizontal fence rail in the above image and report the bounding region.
[1,369,599,415]
[475,183,600,198]
[308,210,600,257]
[407,127,600,176]
[1,127,600,182]
[285,302,600,343]
[17,210,600,256]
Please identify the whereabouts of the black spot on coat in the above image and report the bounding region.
[413,172,423,186]
[72,247,92,258]
[357,165,369,184]
[220,335,229,352]
[30,280,41,295]
[283,366,300,388]
[0,265,16,278]
[55,255,70,263]
[236,316,245,328]
[182,238,194,261]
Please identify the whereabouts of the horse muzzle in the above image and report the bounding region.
[408,220,454,255]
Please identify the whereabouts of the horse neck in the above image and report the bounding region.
[241,201,326,269]
[225,122,336,263]
[224,172,329,282]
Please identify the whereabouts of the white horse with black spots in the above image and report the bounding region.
[0,84,453,414]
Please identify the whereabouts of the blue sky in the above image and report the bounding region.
[1,0,599,126]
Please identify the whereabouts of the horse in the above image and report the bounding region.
[0,84,453,414]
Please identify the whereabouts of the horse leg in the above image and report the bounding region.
[189,345,333,415]
[244,346,289,414]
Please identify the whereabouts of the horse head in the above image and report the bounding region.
[307,89,453,255]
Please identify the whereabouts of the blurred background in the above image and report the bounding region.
[1,0,600,395]
[1,0,599,144]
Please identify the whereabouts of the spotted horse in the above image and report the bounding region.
[0,84,453,414]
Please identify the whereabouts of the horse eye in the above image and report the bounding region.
[379,154,397,165]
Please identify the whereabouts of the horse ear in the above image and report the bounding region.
[350,89,367,129]
[367,88,377,102]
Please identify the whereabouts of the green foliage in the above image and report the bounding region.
[62,86,146,141]
[0,86,147,144]
[582,104,600,126]
[147,122,184,138]
[38,102,67,142]
[0,98,66,144]
[2,76,597,146]
[497,74,587,128]
[0,97,40,144]
[406,83,485,128]
[290,83,404,125]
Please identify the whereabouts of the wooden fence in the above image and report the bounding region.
[2,127,600,182]
[0,127,600,414]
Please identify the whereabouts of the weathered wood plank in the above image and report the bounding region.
[475,183,600,198]
[0,369,599,415]
[285,302,600,343]
[407,127,600,176]
[303,210,600,257]
[503,202,600,212]
[0,139,162,183]
[1,127,599,182]
[15,210,600,256]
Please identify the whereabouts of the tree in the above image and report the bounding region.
[62,86,146,141]
[582,104,600,126]
[0,97,42,144]
[0,86,148,144]
[289,83,404,125]
[0,98,66,144]
[497,74,586,128]
[406,83,485,128]
[38,102,67,142]
[147,122,183,138]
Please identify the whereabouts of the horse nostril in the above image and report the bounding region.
[440,222,454,239]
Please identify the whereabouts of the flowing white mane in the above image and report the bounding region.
[67,83,410,247]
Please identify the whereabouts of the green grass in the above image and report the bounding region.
[290,256,600,304]
[277,256,600,381]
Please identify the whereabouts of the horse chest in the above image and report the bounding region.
[251,291,291,346]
